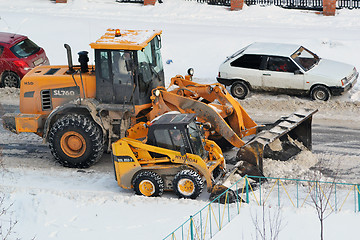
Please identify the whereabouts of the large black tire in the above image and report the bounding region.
[173,169,204,199]
[133,171,164,197]
[310,85,331,101]
[48,114,104,168]
[2,72,20,88]
[230,81,249,99]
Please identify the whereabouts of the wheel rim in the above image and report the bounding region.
[3,73,18,88]
[234,85,245,97]
[177,179,195,197]
[60,131,86,158]
[315,90,326,100]
[139,180,155,196]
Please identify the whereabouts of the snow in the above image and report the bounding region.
[213,206,360,240]
[1,0,360,239]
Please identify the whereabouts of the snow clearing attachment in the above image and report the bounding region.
[209,108,317,200]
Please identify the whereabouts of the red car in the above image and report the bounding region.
[0,32,49,88]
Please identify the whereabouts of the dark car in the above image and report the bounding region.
[0,32,49,88]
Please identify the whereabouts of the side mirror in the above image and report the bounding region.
[294,69,303,75]
[180,146,186,156]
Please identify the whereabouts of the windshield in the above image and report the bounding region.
[291,47,320,71]
[10,38,40,58]
[137,36,164,99]
[187,122,206,158]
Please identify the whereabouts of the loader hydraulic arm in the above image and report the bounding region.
[148,75,258,148]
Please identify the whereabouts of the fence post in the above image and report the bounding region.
[144,0,156,5]
[323,0,336,16]
[246,177,249,203]
[190,216,194,240]
[358,185,360,212]
[231,0,244,10]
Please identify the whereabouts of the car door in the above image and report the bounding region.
[261,56,304,90]
[229,54,264,88]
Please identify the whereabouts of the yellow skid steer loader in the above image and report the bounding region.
[112,113,225,199]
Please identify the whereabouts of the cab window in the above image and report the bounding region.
[154,129,173,150]
[99,51,110,80]
[137,49,153,98]
[111,51,133,85]
[154,129,187,152]
[187,122,205,158]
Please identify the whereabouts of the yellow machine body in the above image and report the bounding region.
[112,137,224,191]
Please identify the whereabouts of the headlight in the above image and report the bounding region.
[154,89,160,96]
[187,68,194,76]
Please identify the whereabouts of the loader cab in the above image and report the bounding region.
[90,29,165,106]
[147,114,207,159]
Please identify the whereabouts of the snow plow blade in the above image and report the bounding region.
[237,108,318,174]
[210,108,318,202]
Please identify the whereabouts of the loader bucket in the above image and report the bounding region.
[209,109,318,202]
[236,108,318,177]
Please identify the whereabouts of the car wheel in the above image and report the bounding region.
[230,81,249,99]
[310,86,331,101]
[1,72,20,88]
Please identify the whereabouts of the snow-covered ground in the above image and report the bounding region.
[1,0,360,239]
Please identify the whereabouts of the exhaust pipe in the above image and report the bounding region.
[64,44,75,74]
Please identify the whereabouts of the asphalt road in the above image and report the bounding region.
[1,103,359,182]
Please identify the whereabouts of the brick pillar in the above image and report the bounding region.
[55,0,67,3]
[231,0,244,10]
[323,0,336,16]
[144,0,156,5]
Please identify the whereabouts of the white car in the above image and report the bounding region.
[217,42,358,101]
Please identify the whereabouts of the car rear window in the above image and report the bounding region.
[0,46,3,56]
[10,38,40,58]
[230,54,262,70]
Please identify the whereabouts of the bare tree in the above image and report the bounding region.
[251,203,284,240]
[307,160,338,240]
[0,128,17,240]
[0,194,17,240]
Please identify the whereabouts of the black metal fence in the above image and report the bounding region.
[337,0,360,8]
[116,0,360,9]
[190,0,360,8]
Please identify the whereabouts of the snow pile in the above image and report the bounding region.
[0,88,19,105]
[263,150,319,179]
